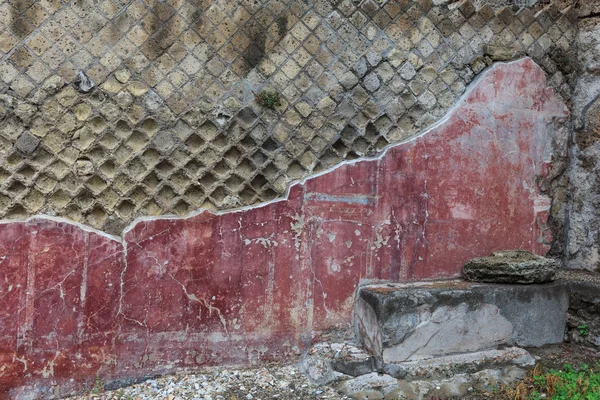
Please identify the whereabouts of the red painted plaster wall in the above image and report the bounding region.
[1,58,567,398]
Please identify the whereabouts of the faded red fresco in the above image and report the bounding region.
[1,58,567,398]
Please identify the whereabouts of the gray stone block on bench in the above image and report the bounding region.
[463,250,558,284]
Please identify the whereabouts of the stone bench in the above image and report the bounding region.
[355,280,568,364]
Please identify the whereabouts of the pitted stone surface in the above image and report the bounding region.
[386,347,536,379]
[334,364,530,400]
[14,130,40,155]
[463,250,558,283]
[567,15,600,271]
[0,0,576,233]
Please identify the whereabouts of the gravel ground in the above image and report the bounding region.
[66,364,350,400]
[65,342,600,400]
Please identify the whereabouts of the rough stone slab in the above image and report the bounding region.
[0,59,568,397]
[336,372,399,399]
[335,366,528,400]
[300,342,376,384]
[331,347,534,399]
[301,355,348,386]
[389,347,535,379]
[304,342,534,381]
[356,280,568,363]
[463,250,558,283]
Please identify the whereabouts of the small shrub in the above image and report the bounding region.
[255,90,281,108]
[578,324,590,337]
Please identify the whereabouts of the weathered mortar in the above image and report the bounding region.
[0,0,576,235]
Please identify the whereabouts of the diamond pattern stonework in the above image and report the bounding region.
[0,0,576,234]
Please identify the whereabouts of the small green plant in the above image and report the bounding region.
[578,324,590,337]
[502,363,600,400]
[255,90,281,108]
[90,376,105,395]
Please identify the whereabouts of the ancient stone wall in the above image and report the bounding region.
[3,59,568,398]
[0,0,576,235]
[0,0,585,397]
[566,1,600,270]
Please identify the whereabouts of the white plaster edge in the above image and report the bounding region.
[0,214,122,243]
[121,57,541,234]
[0,57,545,243]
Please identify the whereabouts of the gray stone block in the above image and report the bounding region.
[463,250,557,283]
[15,131,40,155]
[363,73,381,92]
[73,70,95,93]
[355,280,568,363]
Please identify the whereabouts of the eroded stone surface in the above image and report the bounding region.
[330,346,534,399]
[382,303,514,362]
[0,59,567,397]
[463,250,558,283]
[336,372,399,400]
[303,342,377,379]
[388,347,536,379]
[562,271,600,348]
[567,16,600,270]
[335,366,529,400]
[14,131,40,155]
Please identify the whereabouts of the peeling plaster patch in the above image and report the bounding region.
[372,231,390,249]
[40,352,60,378]
[13,356,27,372]
[243,238,279,248]
[291,214,305,250]
[533,196,552,212]
[330,262,341,273]
[451,204,476,220]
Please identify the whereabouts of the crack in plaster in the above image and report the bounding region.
[166,272,230,334]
